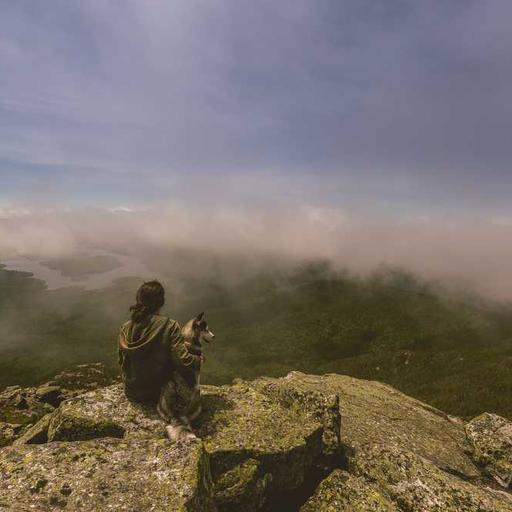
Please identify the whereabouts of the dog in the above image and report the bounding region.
[181,311,215,362]
[159,312,214,441]
[180,312,214,421]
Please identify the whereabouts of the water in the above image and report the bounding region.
[1,250,153,290]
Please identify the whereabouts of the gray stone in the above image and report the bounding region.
[466,412,512,488]
[0,437,215,511]
[255,371,479,479]
[300,469,398,512]
[352,444,512,512]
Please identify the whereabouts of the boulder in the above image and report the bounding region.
[3,370,512,512]
[197,381,327,508]
[0,385,54,428]
[45,362,118,398]
[352,444,512,512]
[212,458,270,512]
[254,371,479,479]
[466,412,512,488]
[248,374,341,456]
[13,414,52,445]
[13,384,165,445]
[18,380,333,511]
[0,363,119,446]
[300,469,398,512]
[45,384,164,442]
[0,421,23,448]
[34,385,63,407]
[0,437,215,511]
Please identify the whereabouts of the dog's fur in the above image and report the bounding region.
[180,312,214,422]
[157,312,214,440]
[181,311,215,361]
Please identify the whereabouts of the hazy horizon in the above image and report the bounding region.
[2,204,512,301]
[2,2,512,299]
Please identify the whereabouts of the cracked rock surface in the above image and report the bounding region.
[2,370,512,511]
[0,437,214,511]
[466,412,512,488]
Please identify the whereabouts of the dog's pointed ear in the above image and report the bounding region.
[195,312,204,322]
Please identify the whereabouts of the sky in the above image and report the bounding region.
[1,0,511,212]
[2,1,512,298]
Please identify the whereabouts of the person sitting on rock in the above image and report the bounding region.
[118,280,200,441]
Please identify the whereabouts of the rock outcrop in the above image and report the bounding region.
[351,444,512,512]
[252,371,478,479]
[466,412,512,488]
[300,469,398,512]
[1,369,512,511]
[0,438,214,511]
[0,363,117,447]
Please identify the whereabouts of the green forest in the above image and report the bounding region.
[1,261,512,420]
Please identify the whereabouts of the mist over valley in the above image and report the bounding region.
[2,216,512,421]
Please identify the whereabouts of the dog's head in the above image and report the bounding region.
[193,312,215,344]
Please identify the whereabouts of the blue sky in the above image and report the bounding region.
[1,0,512,214]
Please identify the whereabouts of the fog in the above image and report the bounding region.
[1,204,512,301]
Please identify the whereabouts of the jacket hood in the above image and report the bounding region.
[119,315,169,351]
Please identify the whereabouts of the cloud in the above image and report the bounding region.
[2,204,512,300]
[1,1,512,211]
[2,3,511,300]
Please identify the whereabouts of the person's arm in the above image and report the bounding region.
[167,320,201,375]
[118,325,127,366]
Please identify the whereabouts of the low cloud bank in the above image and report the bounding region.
[1,204,512,300]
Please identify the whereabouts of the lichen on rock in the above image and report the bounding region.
[0,437,215,511]
[45,362,118,397]
[258,371,479,479]
[352,444,512,512]
[0,363,118,447]
[45,384,165,442]
[213,458,270,512]
[198,381,325,500]
[466,412,512,488]
[13,413,52,445]
[0,384,54,428]
[300,469,399,512]
[0,421,23,448]
[248,372,341,456]
[2,369,512,511]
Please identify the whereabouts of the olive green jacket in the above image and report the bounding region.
[118,315,200,404]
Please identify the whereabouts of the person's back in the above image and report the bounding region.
[119,314,179,403]
[117,281,201,440]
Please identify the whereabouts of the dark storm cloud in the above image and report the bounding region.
[0,0,511,210]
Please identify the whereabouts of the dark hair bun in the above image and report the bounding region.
[130,280,165,323]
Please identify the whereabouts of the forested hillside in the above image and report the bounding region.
[1,261,512,419]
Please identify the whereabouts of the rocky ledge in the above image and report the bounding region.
[1,369,512,511]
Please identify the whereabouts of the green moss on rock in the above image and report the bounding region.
[0,437,215,511]
[0,421,23,448]
[300,469,398,512]
[46,363,118,397]
[13,413,52,445]
[213,458,270,512]
[0,385,54,427]
[249,374,341,456]
[46,384,165,441]
[257,371,479,479]
[466,412,512,488]
[3,370,512,511]
[198,382,324,493]
[0,364,118,447]
[352,444,512,512]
